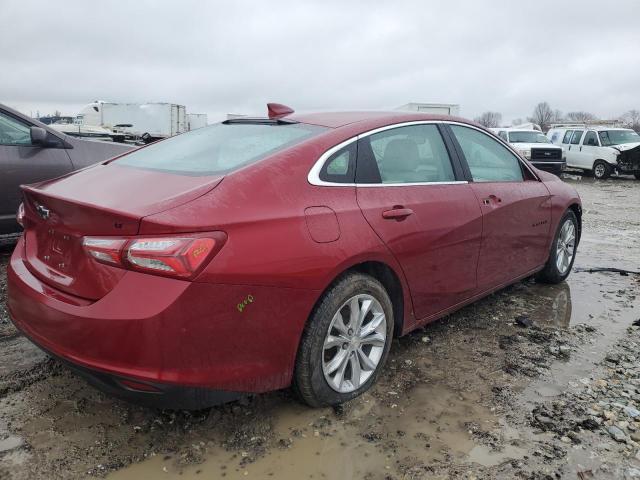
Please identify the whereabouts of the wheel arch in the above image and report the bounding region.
[568,203,582,244]
[310,260,409,338]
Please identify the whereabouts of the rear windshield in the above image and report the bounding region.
[116,122,327,176]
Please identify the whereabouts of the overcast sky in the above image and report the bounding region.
[2,0,639,124]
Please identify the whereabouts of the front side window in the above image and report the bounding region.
[117,122,327,176]
[0,111,32,146]
[498,131,508,141]
[583,131,599,146]
[570,130,584,145]
[598,129,640,146]
[357,124,455,184]
[562,130,574,144]
[450,125,524,182]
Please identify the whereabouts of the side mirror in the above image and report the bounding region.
[30,126,49,146]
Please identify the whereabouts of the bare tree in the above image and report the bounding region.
[528,102,554,132]
[552,110,564,123]
[474,111,502,128]
[621,109,640,132]
[566,111,596,122]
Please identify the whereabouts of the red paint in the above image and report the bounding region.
[304,206,340,243]
[267,102,294,119]
[7,111,581,402]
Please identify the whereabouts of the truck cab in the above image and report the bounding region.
[547,125,640,179]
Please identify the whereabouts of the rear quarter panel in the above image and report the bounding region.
[536,170,582,249]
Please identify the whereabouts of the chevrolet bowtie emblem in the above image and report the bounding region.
[35,203,50,220]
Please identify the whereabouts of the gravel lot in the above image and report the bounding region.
[1,175,639,480]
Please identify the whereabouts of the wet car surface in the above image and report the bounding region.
[0,175,639,479]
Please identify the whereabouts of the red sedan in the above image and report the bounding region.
[7,105,581,408]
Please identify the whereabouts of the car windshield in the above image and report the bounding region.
[508,131,550,143]
[598,130,640,146]
[116,122,327,176]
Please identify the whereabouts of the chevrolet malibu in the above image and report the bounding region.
[7,105,581,409]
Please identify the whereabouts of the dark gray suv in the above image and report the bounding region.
[0,103,134,242]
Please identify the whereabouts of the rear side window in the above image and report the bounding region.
[562,130,573,144]
[117,122,327,176]
[498,131,508,141]
[0,111,32,146]
[570,130,584,145]
[360,124,456,184]
[319,142,356,183]
[450,125,524,182]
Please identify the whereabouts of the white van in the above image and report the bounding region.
[547,125,640,180]
[491,128,565,175]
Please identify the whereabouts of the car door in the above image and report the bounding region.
[575,130,599,169]
[0,109,74,236]
[446,124,552,292]
[354,123,483,322]
[565,130,584,167]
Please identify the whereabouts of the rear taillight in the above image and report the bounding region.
[82,233,226,279]
[16,203,25,227]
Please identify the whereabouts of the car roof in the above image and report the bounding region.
[289,111,476,129]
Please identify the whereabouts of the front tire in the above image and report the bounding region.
[634,173,640,180]
[536,210,578,284]
[593,160,611,179]
[293,273,394,407]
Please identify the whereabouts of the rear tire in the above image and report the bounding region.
[293,273,394,407]
[593,160,611,179]
[536,210,578,284]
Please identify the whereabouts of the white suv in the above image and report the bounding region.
[492,128,565,176]
[547,126,640,180]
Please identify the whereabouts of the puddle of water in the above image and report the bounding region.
[109,385,508,480]
[521,270,639,403]
[467,444,526,467]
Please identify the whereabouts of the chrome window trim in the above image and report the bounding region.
[307,120,538,187]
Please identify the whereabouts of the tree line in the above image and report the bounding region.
[474,103,640,133]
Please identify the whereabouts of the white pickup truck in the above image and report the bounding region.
[491,128,565,176]
[547,126,640,180]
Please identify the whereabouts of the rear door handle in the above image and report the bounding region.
[382,207,414,220]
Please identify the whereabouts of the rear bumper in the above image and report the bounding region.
[30,336,243,409]
[531,160,565,176]
[7,237,318,407]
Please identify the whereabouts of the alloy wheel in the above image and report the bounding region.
[556,219,576,274]
[594,163,605,178]
[322,294,387,393]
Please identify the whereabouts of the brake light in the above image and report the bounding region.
[16,203,25,227]
[83,237,127,266]
[82,233,226,279]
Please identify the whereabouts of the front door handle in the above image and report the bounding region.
[382,207,414,220]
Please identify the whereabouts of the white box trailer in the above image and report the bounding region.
[78,102,187,141]
[396,102,460,116]
[187,113,208,131]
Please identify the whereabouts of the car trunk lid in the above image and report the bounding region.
[21,164,223,300]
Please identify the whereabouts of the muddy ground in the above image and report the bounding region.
[1,175,639,480]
